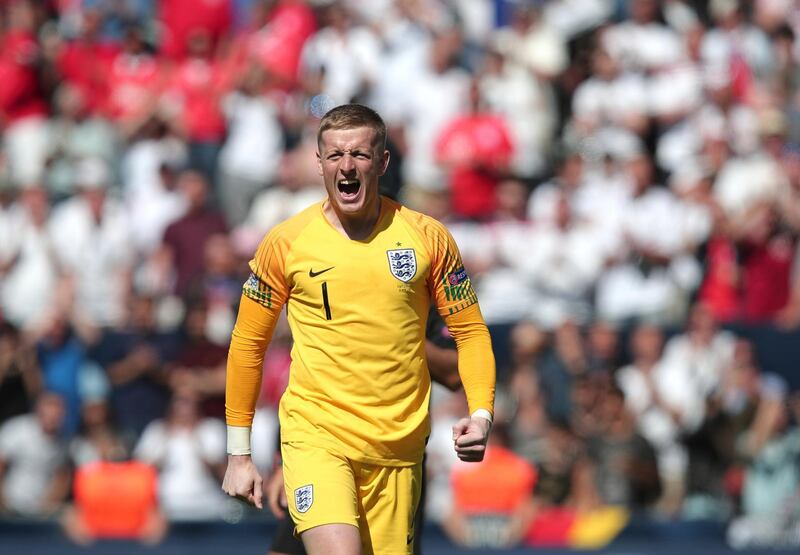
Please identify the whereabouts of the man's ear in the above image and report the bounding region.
[316,151,323,176]
[379,149,390,176]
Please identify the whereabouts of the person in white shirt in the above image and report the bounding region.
[134,388,227,521]
[0,393,70,516]
[299,3,382,105]
[0,185,58,331]
[615,323,688,512]
[49,158,135,329]
[217,64,284,226]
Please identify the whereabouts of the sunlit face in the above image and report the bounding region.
[317,126,389,221]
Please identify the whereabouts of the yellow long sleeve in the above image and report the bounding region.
[443,303,496,418]
[225,294,281,427]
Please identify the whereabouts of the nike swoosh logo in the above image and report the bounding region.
[309,266,334,278]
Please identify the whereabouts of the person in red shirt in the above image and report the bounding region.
[158,0,233,60]
[106,26,166,133]
[435,81,515,220]
[156,170,228,296]
[56,8,120,115]
[0,0,49,185]
[163,28,231,183]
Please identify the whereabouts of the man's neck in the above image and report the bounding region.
[323,198,382,241]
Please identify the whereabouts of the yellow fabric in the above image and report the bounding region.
[226,197,495,466]
[444,304,495,418]
[282,442,422,555]
[568,506,630,549]
[225,293,280,427]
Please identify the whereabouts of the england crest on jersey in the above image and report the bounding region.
[295,484,313,513]
[387,248,417,282]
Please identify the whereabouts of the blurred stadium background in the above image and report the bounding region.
[1,0,800,552]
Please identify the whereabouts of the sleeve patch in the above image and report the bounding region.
[447,266,468,285]
[242,272,274,308]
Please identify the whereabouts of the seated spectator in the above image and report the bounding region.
[61,389,166,546]
[0,392,70,517]
[155,170,227,296]
[522,195,606,327]
[584,321,621,377]
[443,421,537,549]
[508,364,549,465]
[217,63,285,227]
[616,323,689,514]
[0,320,41,426]
[0,184,59,331]
[727,390,799,549]
[45,84,118,199]
[35,310,108,437]
[169,299,228,418]
[133,388,227,521]
[91,293,180,438]
[48,157,135,330]
[587,386,662,510]
[69,390,129,468]
[537,321,588,423]
[184,233,245,346]
[660,302,736,428]
[63,459,167,545]
[596,153,704,326]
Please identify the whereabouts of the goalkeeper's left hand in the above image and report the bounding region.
[452,415,491,462]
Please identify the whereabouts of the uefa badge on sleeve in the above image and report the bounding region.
[295,484,313,513]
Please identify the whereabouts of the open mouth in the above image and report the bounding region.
[337,179,361,200]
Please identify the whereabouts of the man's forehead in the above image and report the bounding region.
[319,126,379,150]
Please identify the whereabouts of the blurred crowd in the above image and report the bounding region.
[1,0,800,549]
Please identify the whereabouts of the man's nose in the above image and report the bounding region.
[339,154,356,173]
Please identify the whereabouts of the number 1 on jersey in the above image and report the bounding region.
[322,282,332,320]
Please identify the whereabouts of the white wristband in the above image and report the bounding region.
[471,409,493,425]
[227,425,252,455]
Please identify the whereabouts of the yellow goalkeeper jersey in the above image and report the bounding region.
[241,197,480,466]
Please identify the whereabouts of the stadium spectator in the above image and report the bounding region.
[48,157,135,330]
[134,387,227,521]
[45,84,119,199]
[444,422,537,549]
[162,28,231,185]
[0,392,70,517]
[586,385,662,510]
[158,0,233,61]
[0,321,40,426]
[62,459,167,545]
[91,292,179,438]
[34,310,109,438]
[156,170,227,296]
[168,298,228,418]
[0,0,50,187]
[54,9,120,117]
[299,2,381,105]
[217,63,284,226]
[0,184,59,331]
[122,118,188,258]
[435,79,515,220]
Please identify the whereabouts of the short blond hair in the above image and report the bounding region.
[317,104,387,150]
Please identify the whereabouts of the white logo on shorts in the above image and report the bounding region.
[295,484,313,513]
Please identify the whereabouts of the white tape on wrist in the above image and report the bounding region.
[471,409,493,426]
[227,425,252,455]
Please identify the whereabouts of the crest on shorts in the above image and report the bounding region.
[295,484,313,513]
[387,248,417,282]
